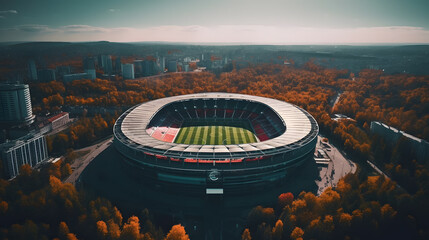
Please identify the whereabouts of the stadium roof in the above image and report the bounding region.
[114,92,318,159]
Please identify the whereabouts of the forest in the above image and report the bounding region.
[1,61,428,239]
[242,172,427,240]
[0,150,190,240]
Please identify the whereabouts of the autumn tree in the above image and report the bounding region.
[278,192,294,210]
[58,221,71,240]
[290,227,304,240]
[247,206,275,233]
[108,220,121,239]
[8,220,40,240]
[120,216,141,240]
[272,220,283,240]
[165,224,189,240]
[242,228,252,240]
[96,221,108,239]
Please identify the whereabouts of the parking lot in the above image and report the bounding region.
[314,135,357,195]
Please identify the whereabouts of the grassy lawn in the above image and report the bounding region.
[174,119,258,145]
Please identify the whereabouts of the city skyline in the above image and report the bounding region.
[1,0,429,44]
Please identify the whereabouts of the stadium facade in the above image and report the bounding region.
[113,93,318,195]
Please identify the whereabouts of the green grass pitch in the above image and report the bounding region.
[174,119,258,145]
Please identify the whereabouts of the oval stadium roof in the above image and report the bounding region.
[114,92,318,160]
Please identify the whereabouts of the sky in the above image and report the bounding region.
[0,0,429,44]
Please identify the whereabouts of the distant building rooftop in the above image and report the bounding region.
[47,112,69,123]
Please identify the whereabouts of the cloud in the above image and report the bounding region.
[0,10,18,14]
[1,24,429,44]
[108,9,118,13]
[0,9,18,19]
[12,24,53,33]
[60,25,111,33]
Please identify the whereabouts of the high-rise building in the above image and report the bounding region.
[370,121,429,162]
[115,57,122,73]
[0,84,35,126]
[143,60,156,76]
[27,60,38,81]
[56,66,71,77]
[167,60,177,72]
[37,69,56,82]
[84,69,96,80]
[211,60,223,69]
[100,55,112,74]
[83,57,96,80]
[83,57,96,70]
[184,64,190,72]
[160,57,166,72]
[0,133,48,179]
[121,63,135,80]
[133,60,143,77]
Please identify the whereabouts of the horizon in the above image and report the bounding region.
[2,40,429,46]
[1,0,429,44]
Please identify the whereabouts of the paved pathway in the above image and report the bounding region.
[65,137,113,184]
[315,135,357,195]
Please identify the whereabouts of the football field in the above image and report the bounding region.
[174,119,258,145]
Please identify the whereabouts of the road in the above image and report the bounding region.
[315,135,357,195]
[330,91,343,111]
[65,137,113,185]
[367,160,390,179]
[133,72,199,81]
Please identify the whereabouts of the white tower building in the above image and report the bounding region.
[0,84,35,126]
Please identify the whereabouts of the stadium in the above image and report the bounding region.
[113,92,319,195]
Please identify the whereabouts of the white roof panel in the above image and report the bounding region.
[115,92,318,158]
